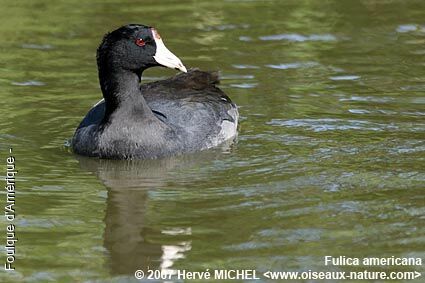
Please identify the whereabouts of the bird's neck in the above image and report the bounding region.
[98,67,151,119]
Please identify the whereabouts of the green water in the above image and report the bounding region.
[0,0,424,282]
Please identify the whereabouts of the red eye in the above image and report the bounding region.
[135,38,146,47]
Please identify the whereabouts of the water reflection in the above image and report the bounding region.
[76,150,226,276]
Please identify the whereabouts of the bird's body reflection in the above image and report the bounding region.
[76,146,231,276]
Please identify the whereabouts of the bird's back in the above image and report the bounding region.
[73,69,238,157]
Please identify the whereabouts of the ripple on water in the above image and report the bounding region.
[202,24,250,31]
[329,75,360,81]
[339,95,394,103]
[348,109,371,114]
[266,61,319,70]
[28,272,56,282]
[223,228,323,251]
[11,80,45,86]
[239,36,253,42]
[230,83,258,89]
[221,74,255,80]
[402,111,425,116]
[259,33,337,42]
[162,227,192,236]
[396,24,424,33]
[21,43,54,50]
[400,84,425,91]
[268,118,399,132]
[232,64,260,69]
[388,141,425,155]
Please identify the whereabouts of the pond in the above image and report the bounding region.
[0,0,424,282]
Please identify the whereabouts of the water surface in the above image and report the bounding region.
[0,0,424,282]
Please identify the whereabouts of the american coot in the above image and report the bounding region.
[71,24,239,159]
